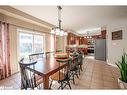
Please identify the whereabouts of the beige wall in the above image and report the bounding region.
[0,13,52,74]
[107,18,127,67]
[45,33,51,52]
[56,36,67,52]
[9,25,19,74]
[63,36,67,52]
[56,37,63,51]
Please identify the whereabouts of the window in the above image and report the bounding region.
[19,30,45,59]
[19,33,33,58]
[34,35,43,53]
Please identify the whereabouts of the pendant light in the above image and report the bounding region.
[50,6,68,36]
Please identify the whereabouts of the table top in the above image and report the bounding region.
[28,57,68,77]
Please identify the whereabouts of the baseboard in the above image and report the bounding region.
[107,62,117,67]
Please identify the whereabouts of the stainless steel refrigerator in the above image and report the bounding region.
[95,39,106,61]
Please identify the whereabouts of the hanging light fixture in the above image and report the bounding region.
[50,6,68,36]
[84,31,92,39]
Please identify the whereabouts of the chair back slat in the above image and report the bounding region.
[77,54,83,65]
[45,51,55,58]
[29,53,44,61]
[19,58,37,89]
[56,58,71,82]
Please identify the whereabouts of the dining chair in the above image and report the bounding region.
[29,53,44,87]
[69,56,80,84]
[49,58,72,90]
[45,51,55,58]
[19,58,43,90]
[0,67,2,79]
[77,54,83,71]
[72,54,83,76]
[45,52,50,58]
[56,50,62,52]
[29,52,44,61]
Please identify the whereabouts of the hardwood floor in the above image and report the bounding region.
[0,56,120,90]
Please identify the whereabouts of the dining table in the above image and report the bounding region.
[27,57,68,89]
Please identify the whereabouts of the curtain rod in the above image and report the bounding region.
[0,20,51,35]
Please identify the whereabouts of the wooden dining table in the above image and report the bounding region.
[27,57,68,89]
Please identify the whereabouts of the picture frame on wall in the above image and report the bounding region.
[112,30,122,40]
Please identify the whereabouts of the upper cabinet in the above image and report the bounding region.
[67,30,106,45]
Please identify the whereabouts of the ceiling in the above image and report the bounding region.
[12,6,127,35]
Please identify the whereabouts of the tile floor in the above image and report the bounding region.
[0,56,120,90]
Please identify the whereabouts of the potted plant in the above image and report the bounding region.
[116,52,127,89]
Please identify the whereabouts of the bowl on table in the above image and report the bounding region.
[55,53,68,59]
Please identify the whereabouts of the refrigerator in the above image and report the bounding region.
[95,39,106,61]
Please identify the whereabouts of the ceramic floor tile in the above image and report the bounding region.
[91,79,103,85]
[90,84,104,89]
[103,81,119,88]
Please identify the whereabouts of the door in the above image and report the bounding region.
[95,39,106,61]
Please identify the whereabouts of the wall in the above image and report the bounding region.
[107,18,127,66]
[56,36,67,52]
[0,13,51,74]
[9,25,19,74]
[45,33,51,52]
[63,36,67,52]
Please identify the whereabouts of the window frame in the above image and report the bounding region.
[17,28,45,60]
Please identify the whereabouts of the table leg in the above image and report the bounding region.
[43,75,49,89]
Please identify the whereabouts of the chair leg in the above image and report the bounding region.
[37,84,40,89]
[58,85,61,89]
[78,68,80,75]
[80,64,83,71]
[72,74,75,84]
[70,71,75,84]
[76,71,79,78]
[61,82,63,90]
[49,80,53,89]
[67,81,71,89]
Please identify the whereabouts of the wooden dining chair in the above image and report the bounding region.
[49,58,72,90]
[19,58,43,90]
